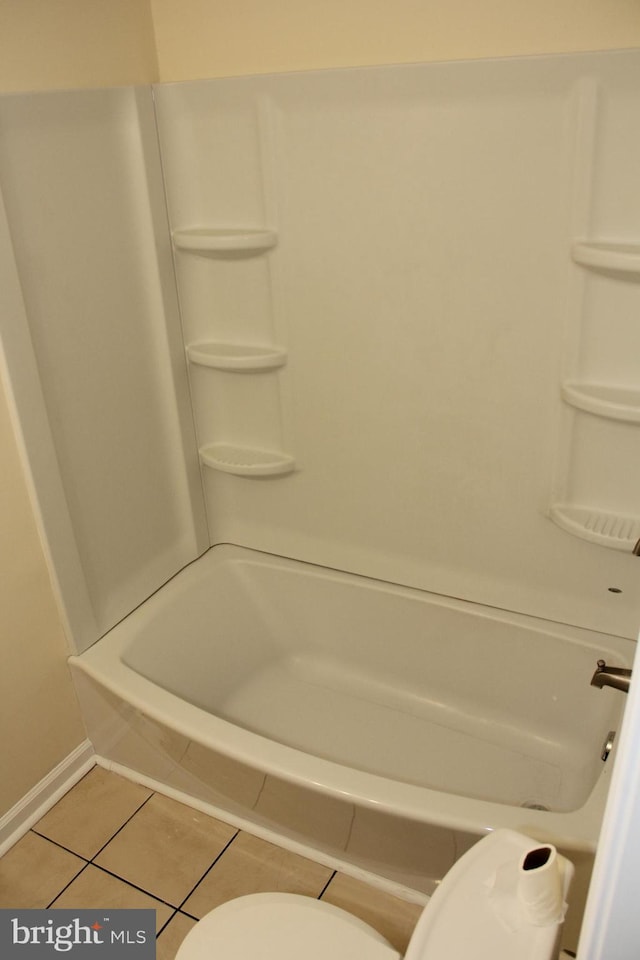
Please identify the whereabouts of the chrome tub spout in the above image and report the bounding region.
[591,659,632,694]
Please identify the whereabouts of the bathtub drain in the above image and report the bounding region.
[521,801,550,811]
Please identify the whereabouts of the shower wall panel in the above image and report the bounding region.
[3,53,640,654]
[0,87,208,652]
[155,51,640,638]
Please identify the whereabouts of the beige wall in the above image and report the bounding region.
[0,0,158,93]
[150,0,640,81]
[1,0,639,818]
[0,378,86,814]
[0,0,158,818]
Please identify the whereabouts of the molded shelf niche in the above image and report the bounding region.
[562,382,640,423]
[173,227,278,256]
[200,443,295,477]
[550,504,640,552]
[572,241,640,275]
[186,342,287,372]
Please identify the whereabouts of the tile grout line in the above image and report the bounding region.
[157,865,338,943]
[44,822,244,920]
[32,790,155,866]
[176,908,199,922]
[30,829,91,862]
[46,860,89,910]
[31,788,241,921]
[89,861,182,911]
[317,870,337,899]
[19,777,345,933]
[174,829,241,915]
[35,789,156,909]
[47,858,188,936]
[155,909,179,939]
[88,791,156,862]
[47,861,91,908]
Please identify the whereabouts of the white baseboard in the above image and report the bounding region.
[0,740,96,857]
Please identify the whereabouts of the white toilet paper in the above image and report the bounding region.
[487,842,568,932]
[517,844,565,927]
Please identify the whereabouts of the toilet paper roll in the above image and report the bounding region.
[517,844,564,927]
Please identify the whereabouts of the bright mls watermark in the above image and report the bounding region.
[0,911,156,959]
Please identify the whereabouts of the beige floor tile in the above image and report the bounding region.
[183,831,333,918]
[321,873,424,954]
[0,832,85,908]
[50,864,173,929]
[94,793,237,907]
[157,913,197,960]
[34,766,152,859]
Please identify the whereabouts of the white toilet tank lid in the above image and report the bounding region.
[175,892,402,960]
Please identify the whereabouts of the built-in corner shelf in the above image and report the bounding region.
[186,342,287,372]
[555,238,640,550]
[200,443,295,477]
[572,241,640,275]
[550,505,640,552]
[172,228,278,256]
[561,382,640,423]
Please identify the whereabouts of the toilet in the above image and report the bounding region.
[176,829,574,960]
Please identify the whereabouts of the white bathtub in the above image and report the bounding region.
[69,545,631,918]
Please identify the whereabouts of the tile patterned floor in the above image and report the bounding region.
[0,766,423,959]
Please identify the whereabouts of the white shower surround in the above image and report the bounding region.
[1,52,640,652]
[153,49,640,641]
[1,50,640,942]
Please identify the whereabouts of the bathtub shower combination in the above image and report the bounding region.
[2,48,640,939]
